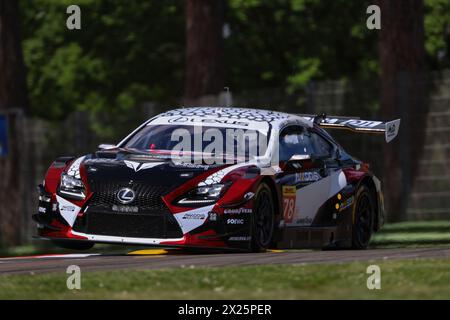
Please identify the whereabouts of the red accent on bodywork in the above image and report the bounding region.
[343,163,370,183]
[160,230,226,247]
[44,159,93,209]
[44,165,65,193]
[39,222,87,240]
[163,164,259,214]
[209,165,259,207]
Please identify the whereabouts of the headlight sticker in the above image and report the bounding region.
[67,156,85,179]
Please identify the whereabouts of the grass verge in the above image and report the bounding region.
[371,220,450,247]
[1,258,450,299]
[3,221,450,257]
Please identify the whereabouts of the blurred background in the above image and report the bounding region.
[0,0,449,248]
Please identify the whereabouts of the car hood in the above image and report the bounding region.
[82,148,227,189]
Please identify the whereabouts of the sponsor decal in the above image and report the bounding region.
[56,195,81,226]
[208,212,218,221]
[387,123,396,137]
[60,205,76,212]
[385,119,400,143]
[112,205,139,213]
[38,206,46,213]
[173,205,215,234]
[224,208,252,215]
[296,217,313,226]
[180,172,194,178]
[229,236,251,241]
[295,171,321,183]
[338,196,354,212]
[227,218,245,225]
[182,213,206,220]
[244,192,255,200]
[301,116,382,128]
[340,119,382,128]
[282,186,296,223]
[168,116,250,127]
[174,162,210,170]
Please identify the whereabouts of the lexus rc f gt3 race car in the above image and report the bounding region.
[34,107,400,251]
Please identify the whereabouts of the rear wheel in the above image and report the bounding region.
[51,240,95,250]
[251,183,275,252]
[351,185,375,249]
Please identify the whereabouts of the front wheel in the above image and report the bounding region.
[351,185,375,249]
[251,183,275,252]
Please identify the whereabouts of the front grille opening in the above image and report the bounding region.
[73,212,183,239]
[72,180,183,239]
[87,181,172,211]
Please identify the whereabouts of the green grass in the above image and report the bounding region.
[3,220,450,257]
[371,220,450,247]
[1,258,450,299]
[0,242,151,258]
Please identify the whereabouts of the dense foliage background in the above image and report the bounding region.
[19,0,449,138]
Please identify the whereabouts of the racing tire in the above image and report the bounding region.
[351,185,375,249]
[251,183,275,252]
[51,240,95,250]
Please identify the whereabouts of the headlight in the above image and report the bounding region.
[59,173,86,200]
[176,184,227,206]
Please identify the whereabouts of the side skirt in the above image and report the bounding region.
[276,225,352,249]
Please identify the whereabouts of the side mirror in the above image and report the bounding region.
[284,154,327,171]
[98,144,117,150]
[285,154,313,170]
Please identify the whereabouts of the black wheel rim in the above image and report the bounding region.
[355,193,372,245]
[255,189,274,247]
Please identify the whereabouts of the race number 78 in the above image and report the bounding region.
[282,186,296,223]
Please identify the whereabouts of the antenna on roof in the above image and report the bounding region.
[313,113,327,124]
[223,87,232,107]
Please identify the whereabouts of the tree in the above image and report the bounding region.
[184,0,225,102]
[0,0,29,246]
[0,0,28,110]
[21,1,185,140]
[378,0,428,221]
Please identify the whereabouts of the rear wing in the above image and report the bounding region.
[298,114,401,143]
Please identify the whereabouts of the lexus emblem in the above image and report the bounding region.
[117,188,135,204]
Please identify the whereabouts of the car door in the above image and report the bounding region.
[278,125,343,226]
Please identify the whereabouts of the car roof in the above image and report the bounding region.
[149,106,312,132]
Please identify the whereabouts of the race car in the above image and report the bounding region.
[34,107,400,251]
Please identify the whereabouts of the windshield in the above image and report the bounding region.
[123,124,268,161]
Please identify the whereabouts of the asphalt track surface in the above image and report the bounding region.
[0,247,449,275]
